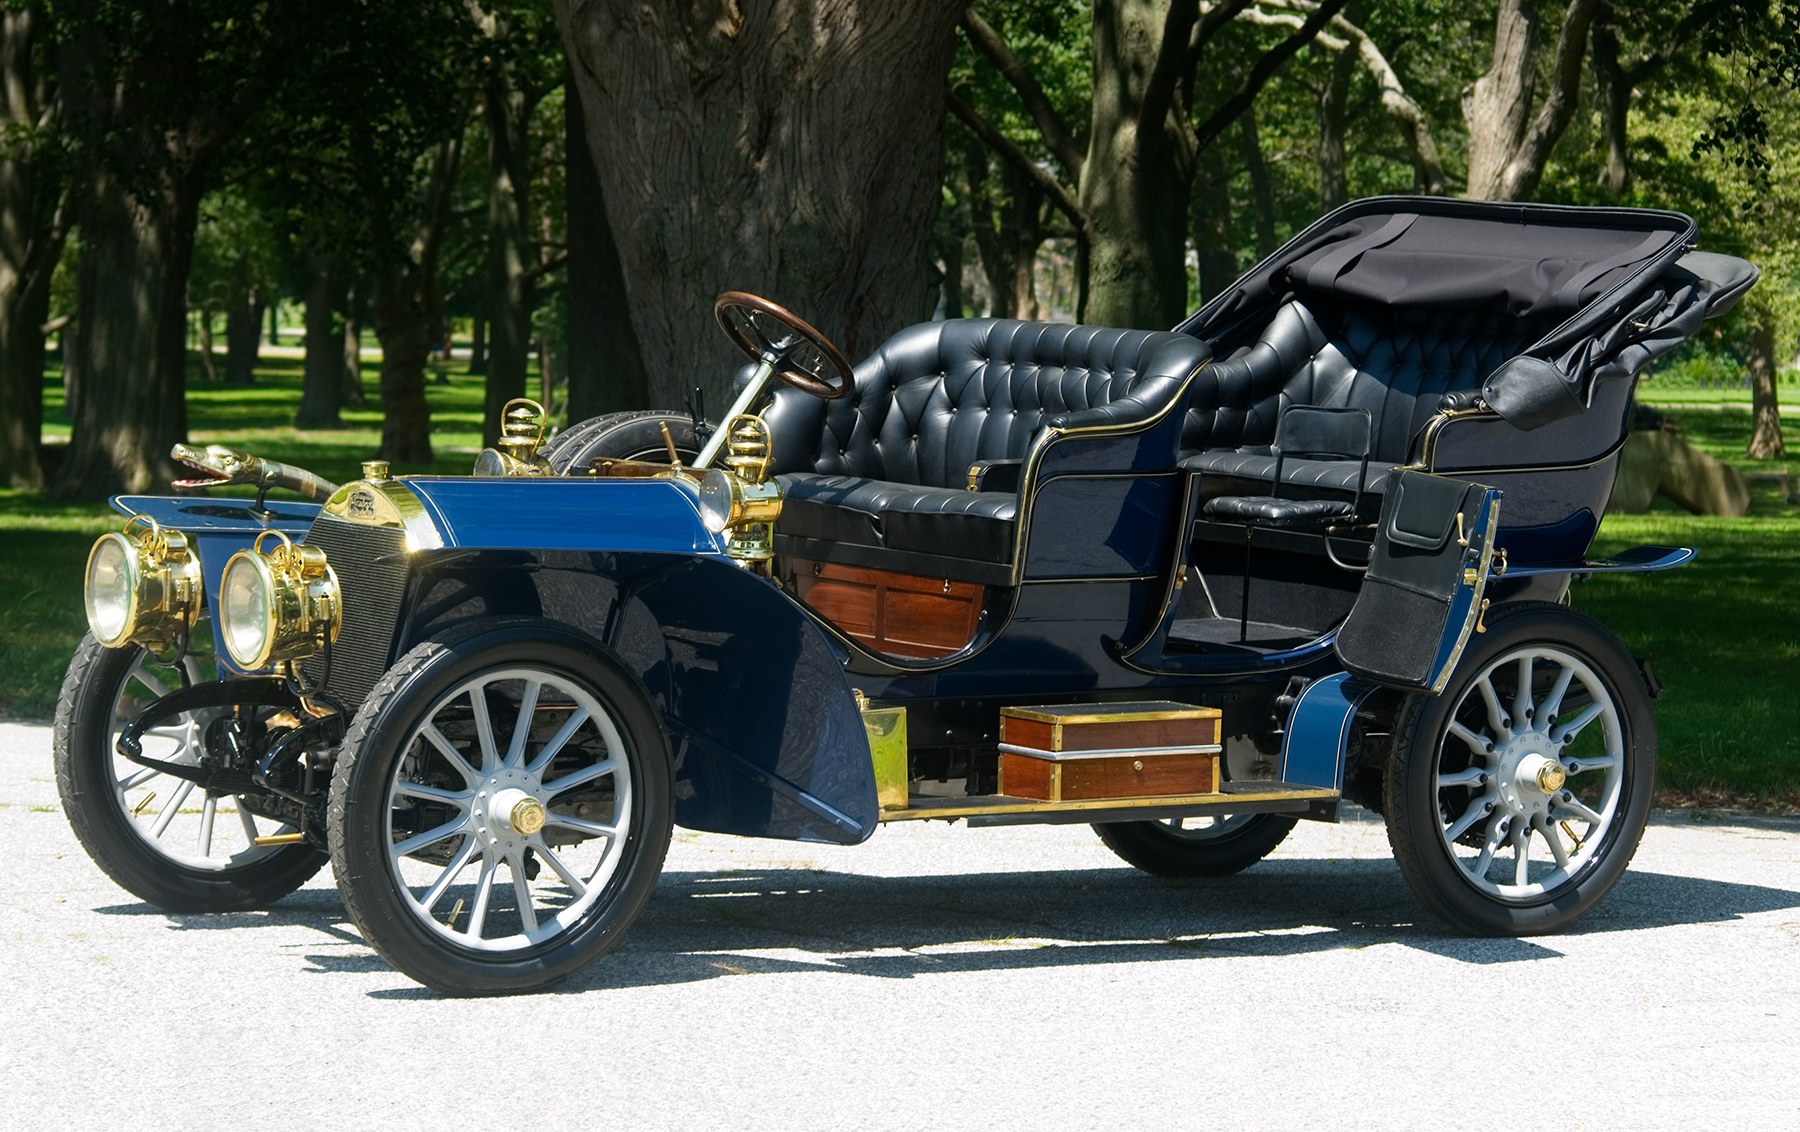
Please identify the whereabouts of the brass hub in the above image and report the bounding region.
[1536,759,1568,793]
[510,796,547,836]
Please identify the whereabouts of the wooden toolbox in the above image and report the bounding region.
[998,701,1222,802]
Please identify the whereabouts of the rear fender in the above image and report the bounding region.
[404,549,877,845]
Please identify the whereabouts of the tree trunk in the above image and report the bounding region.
[371,260,433,464]
[1464,0,1602,201]
[52,167,199,498]
[469,313,488,376]
[1079,0,1197,329]
[966,144,1044,319]
[481,59,534,445]
[195,308,218,383]
[340,290,366,408]
[267,301,280,346]
[1192,147,1237,305]
[0,6,64,489]
[224,289,262,385]
[1592,13,1630,196]
[556,0,965,409]
[295,260,343,428]
[1317,46,1355,209]
[1746,306,1785,460]
[1240,112,1277,258]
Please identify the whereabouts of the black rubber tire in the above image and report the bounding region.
[1093,813,1299,878]
[545,410,704,474]
[53,632,327,912]
[328,618,673,995]
[1383,602,1657,936]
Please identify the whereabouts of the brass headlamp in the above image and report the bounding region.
[83,515,203,650]
[472,398,552,477]
[696,414,783,567]
[218,530,342,671]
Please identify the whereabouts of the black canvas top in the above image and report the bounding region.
[1180,197,1756,429]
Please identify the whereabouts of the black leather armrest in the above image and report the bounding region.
[1048,397,1164,432]
[1437,389,1486,412]
[966,458,1023,493]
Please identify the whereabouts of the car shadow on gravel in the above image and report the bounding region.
[354,858,1798,997]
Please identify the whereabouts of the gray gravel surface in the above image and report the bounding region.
[2,720,1796,1131]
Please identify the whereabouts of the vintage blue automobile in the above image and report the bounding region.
[58,197,1758,995]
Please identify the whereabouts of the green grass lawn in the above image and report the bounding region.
[3,360,1797,807]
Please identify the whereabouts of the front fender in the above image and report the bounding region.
[405,548,877,846]
[401,476,726,555]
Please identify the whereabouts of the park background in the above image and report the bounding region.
[0,0,1795,805]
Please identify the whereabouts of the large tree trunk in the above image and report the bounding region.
[1079,0,1198,329]
[224,288,262,386]
[562,58,648,420]
[1240,112,1277,258]
[340,288,365,408]
[371,260,433,464]
[481,55,534,445]
[1746,306,1785,460]
[295,259,343,428]
[0,6,64,489]
[1192,148,1236,305]
[1317,46,1355,209]
[966,145,1045,320]
[556,0,965,409]
[1592,13,1630,195]
[53,166,199,498]
[1464,0,1602,201]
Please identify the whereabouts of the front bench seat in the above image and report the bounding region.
[1180,298,1548,505]
[763,318,1211,580]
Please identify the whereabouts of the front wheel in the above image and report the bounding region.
[328,620,673,995]
[1384,602,1656,936]
[53,632,326,912]
[1094,813,1298,878]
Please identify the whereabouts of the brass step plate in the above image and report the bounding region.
[880,783,1339,824]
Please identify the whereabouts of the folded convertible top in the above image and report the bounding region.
[1180,197,1758,430]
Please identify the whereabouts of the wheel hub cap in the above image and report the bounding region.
[472,770,545,849]
[1493,736,1565,821]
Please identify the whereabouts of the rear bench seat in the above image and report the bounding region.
[763,318,1211,584]
[1180,297,1551,508]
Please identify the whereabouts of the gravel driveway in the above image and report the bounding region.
[2,720,1795,1131]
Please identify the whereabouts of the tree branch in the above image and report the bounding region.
[1137,0,1202,142]
[947,88,1086,235]
[1505,0,1604,198]
[1192,0,1351,154]
[1189,0,1256,68]
[960,8,1084,179]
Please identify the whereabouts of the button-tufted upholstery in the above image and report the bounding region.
[1180,297,1549,502]
[764,318,1210,573]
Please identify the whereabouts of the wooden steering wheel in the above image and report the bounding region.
[713,292,855,400]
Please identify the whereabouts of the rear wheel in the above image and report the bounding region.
[328,620,672,995]
[1384,602,1656,935]
[53,632,325,912]
[1094,813,1297,878]
[546,411,704,474]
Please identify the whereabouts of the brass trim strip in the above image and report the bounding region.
[1001,702,1222,725]
[997,742,1223,761]
[1419,406,1632,476]
[880,785,1339,823]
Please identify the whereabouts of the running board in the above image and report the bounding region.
[879,782,1339,827]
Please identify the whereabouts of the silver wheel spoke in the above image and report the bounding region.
[418,838,479,913]
[511,856,539,934]
[545,812,618,839]
[1538,818,1570,870]
[121,765,162,791]
[150,779,195,838]
[394,780,472,807]
[1553,794,1604,826]
[1476,675,1508,733]
[237,807,260,843]
[1551,701,1605,745]
[1565,754,1616,774]
[525,707,591,775]
[197,795,217,856]
[468,684,500,773]
[505,679,541,768]
[394,815,471,859]
[533,842,589,898]
[1447,722,1491,757]
[541,757,617,797]
[465,856,498,940]
[421,725,481,786]
[1442,795,1490,843]
[1540,665,1576,724]
[1511,825,1531,887]
[129,661,176,698]
[1511,655,1534,724]
[1472,815,1507,878]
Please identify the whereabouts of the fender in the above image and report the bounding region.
[1278,671,1380,794]
[402,475,725,555]
[404,548,878,847]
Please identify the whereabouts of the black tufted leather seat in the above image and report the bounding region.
[764,319,1210,578]
[1180,297,1550,505]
